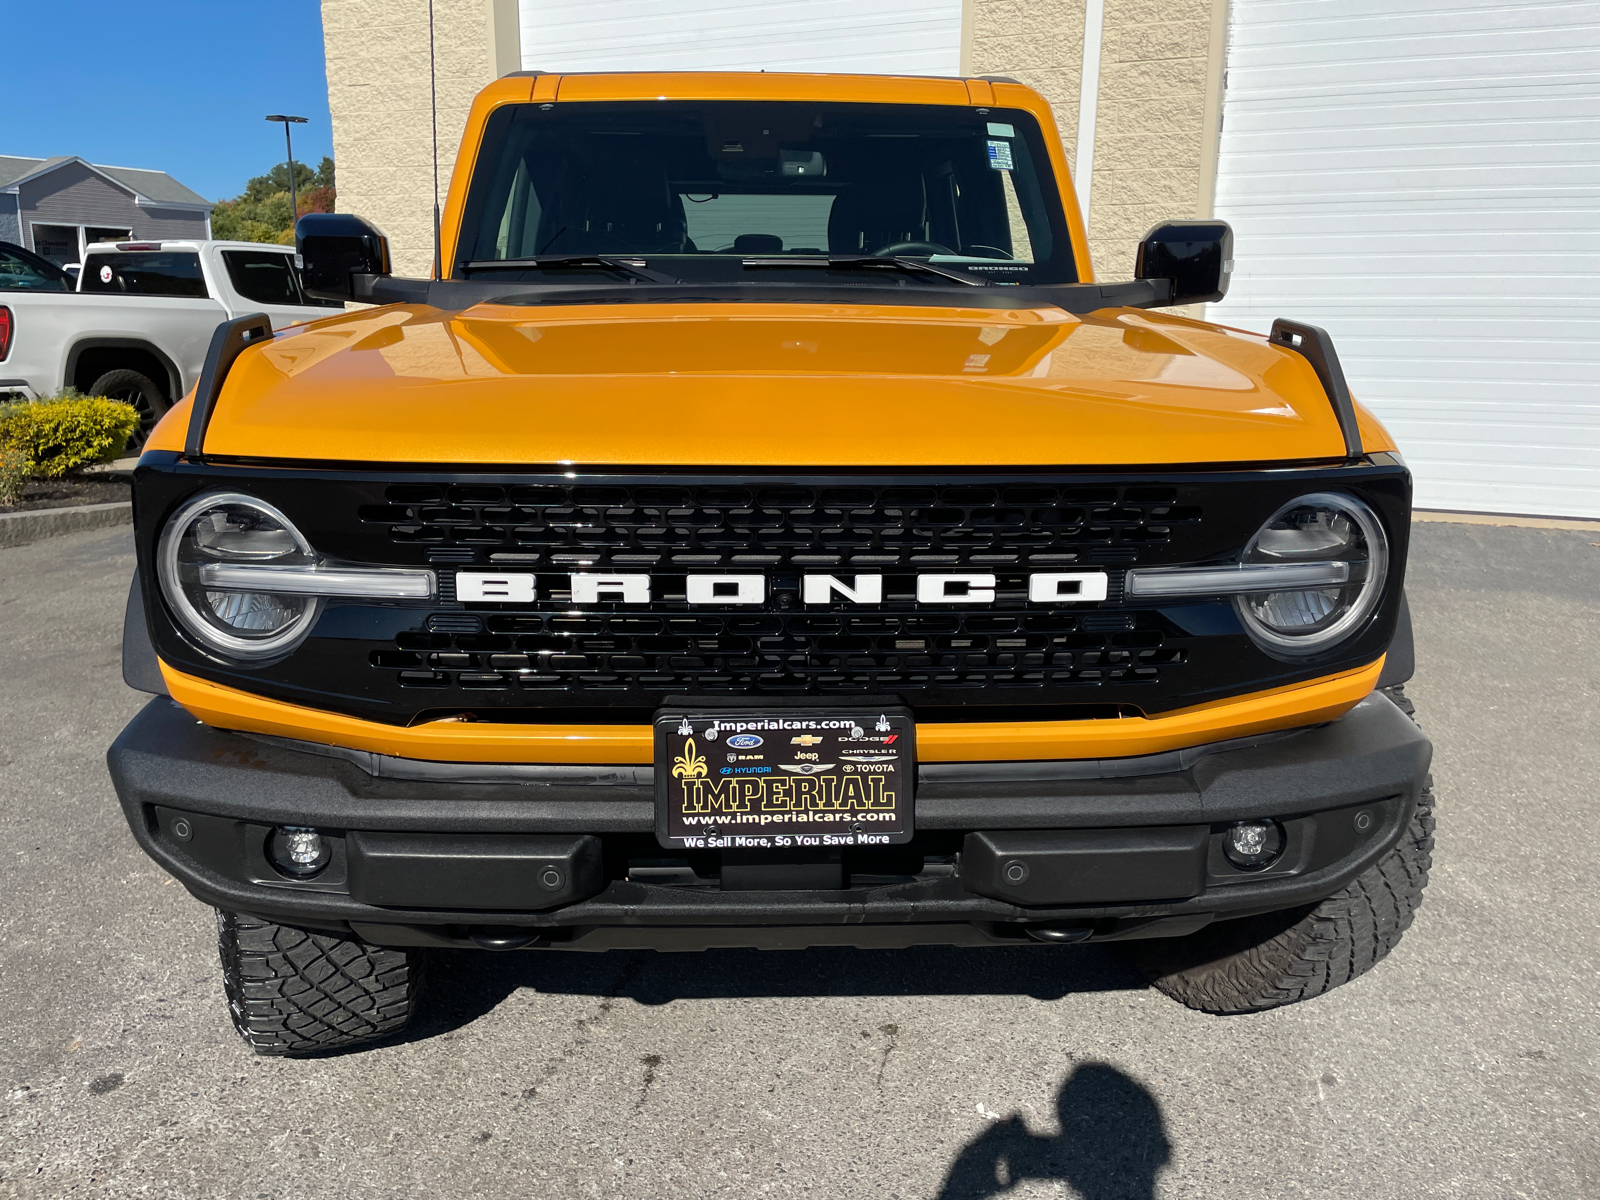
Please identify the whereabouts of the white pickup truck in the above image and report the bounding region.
[0,239,338,449]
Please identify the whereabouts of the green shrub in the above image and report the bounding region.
[0,442,29,506]
[0,392,140,479]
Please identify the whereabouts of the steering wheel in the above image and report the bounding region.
[873,241,954,257]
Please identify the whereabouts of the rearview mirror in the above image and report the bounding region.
[1135,220,1233,306]
[295,213,392,302]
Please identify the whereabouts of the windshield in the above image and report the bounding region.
[0,246,70,291]
[457,101,1076,286]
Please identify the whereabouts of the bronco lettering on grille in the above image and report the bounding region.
[455,571,1109,606]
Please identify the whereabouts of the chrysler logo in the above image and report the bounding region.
[456,571,1109,605]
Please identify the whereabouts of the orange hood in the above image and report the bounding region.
[156,301,1390,466]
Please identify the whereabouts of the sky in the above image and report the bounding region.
[9,1,333,203]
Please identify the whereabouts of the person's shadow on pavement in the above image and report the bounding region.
[937,1062,1170,1200]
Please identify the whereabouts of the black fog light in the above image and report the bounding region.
[1223,820,1284,871]
[270,826,331,878]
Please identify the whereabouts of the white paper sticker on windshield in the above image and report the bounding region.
[987,123,1016,138]
[986,140,1015,171]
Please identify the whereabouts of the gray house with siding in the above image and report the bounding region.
[0,156,212,266]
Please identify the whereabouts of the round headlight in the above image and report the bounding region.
[1234,492,1388,657]
[157,492,321,660]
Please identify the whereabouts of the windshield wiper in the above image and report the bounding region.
[742,254,990,287]
[460,255,679,284]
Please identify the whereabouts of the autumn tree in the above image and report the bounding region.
[210,156,336,244]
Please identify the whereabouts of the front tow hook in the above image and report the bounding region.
[1024,925,1095,944]
[468,927,547,950]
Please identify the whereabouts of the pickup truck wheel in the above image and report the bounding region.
[1133,684,1436,1014]
[216,909,423,1055]
[87,368,167,452]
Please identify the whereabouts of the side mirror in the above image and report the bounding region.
[1135,220,1233,306]
[295,213,391,302]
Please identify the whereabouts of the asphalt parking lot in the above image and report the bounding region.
[0,519,1595,1199]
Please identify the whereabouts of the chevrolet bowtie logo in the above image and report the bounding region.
[791,734,825,746]
[454,570,1110,605]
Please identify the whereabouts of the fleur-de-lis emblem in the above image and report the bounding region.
[677,717,693,736]
[672,737,707,780]
[875,714,891,732]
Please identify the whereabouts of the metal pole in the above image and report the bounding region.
[266,116,309,236]
[284,122,298,221]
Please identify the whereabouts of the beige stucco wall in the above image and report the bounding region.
[1086,0,1227,280]
[970,0,1088,174]
[967,0,1225,284]
[322,0,1225,283]
[322,0,517,276]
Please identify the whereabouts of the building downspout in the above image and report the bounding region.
[1074,0,1106,228]
[1197,0,1232,220]
[486,0,522,76]
[959,0,975,76]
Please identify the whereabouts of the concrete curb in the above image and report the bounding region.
[0,501,132,548]
[1414,509,1600,533]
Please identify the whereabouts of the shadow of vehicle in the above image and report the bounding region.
[403,942,1148,1047]
[938,1062,1170,1200]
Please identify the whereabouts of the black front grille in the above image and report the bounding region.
[133,460,1413,725]
[355,481,1195,699]
[374,608,1183,695]
[360,481,1200,567]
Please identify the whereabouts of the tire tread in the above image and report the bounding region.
[1138,684,1435,1014]
[217,910,421,1055]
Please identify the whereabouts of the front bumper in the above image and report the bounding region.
[107,692,1431,950]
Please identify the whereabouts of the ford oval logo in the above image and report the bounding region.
[726,734,763,749]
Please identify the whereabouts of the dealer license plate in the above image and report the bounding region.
[654,708,916,851]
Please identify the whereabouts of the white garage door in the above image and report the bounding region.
[519,0,962,75]
[1209,0,1600,518]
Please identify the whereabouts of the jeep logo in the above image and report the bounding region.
[456,571,1108,605]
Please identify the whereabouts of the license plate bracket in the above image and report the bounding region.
[653,707,916,851]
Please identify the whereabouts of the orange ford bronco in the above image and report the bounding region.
[109,72,1433,1055]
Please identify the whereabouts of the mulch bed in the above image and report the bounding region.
[0,477,132,514]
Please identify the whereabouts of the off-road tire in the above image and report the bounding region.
[216,910,423,1055]
[1134,684,1435,1014]
[87,368,168,453]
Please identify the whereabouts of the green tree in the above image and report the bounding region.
[211,156,336,245]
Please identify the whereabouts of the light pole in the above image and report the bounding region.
[265,115,309,222]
